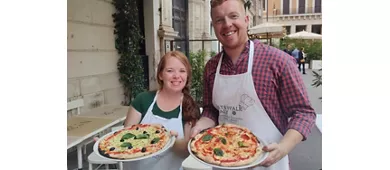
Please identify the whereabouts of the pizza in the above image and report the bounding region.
[190,124,263,167]
[98,124,171,159]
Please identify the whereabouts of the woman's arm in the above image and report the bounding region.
[123,106,142,128]
[171,121,192,158]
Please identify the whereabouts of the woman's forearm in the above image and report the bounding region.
[172,139,190,158]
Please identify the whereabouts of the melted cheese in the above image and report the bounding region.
[108,126,163,152]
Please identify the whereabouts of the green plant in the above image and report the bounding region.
[312,68,322,100]
[210,51,217,58]
[243,0,252,11]
[112,0,146,105]
[190,50,207,105]
[312,68,322,87]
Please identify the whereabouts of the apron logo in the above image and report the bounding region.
[217,94,255,124]
[239,94,255,110]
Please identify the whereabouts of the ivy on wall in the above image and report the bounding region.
[112,0,146,105]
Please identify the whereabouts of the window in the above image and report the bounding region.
[314,0,322,13]
[283,0,290,15]
[284,26,291,35]
[262,0,266,11]
[312,25,322,34]
[298,0,305,14]
[296,25,306,32]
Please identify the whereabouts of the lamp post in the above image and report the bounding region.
[266,0,268,22]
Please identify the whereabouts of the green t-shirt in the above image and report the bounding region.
[131,91,185,125]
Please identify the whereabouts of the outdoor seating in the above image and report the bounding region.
[67,99,129,170]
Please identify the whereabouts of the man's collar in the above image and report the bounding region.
[221,40,251,57]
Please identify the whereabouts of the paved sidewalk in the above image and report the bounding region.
[289,69,322,170]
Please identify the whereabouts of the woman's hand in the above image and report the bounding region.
[170,130,178,137]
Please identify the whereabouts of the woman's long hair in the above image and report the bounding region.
[156,51,200,127]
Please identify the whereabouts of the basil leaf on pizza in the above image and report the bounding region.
[121,133,135,140]
[213,148,224,156]
[98,124,171,159]
[151,137,160,144]
[120,142,132,148]
[190,124,264,167]
[219,137,227,145]
[136,134,149,139]
[202,134,213,141]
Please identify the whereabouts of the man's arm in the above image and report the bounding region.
[280,56,316,141]
[259,54,316,167]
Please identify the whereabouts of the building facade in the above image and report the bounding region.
[258,0,322,34]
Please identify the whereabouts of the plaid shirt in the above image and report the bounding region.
[202,40,316,140]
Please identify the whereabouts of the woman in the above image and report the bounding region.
[123,51,200,170]
[298,47,306,74]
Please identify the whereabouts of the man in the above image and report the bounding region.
[190,0,316,169]
[283,44,293,56]
[291,47,300,64]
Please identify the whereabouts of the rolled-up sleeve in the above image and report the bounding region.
[201,60,219,124]
[279,57,316,140]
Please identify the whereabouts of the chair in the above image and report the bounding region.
[67,98,95,158]
[88,126,124,170]
[67,98,84,116]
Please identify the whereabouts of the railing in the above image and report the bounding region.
[272,6,322,16]
[164,39,223,56]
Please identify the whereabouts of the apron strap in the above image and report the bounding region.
[146,91,183,120]
[145,91,159,114]
[215,40,255,75]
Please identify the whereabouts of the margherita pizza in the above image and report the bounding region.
[190,124,263,167]
[98,124,171,159]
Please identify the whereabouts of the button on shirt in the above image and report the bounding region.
[202,40,316,140]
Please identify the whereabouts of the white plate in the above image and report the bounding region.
[93,128,176,162]
[187,137,269,169]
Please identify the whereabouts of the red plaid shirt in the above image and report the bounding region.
[202,40,316,140]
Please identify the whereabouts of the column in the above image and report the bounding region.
[291,24,296,34]
[158,0,179,56]
[306,24,312,32]
[144,0,162,90]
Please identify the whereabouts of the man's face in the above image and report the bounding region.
[211,0,249,49]
[288,45,292,50]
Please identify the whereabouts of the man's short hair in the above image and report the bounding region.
[210,0,245,9]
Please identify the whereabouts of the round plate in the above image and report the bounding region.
[93,127,176,162]
[187,137,269,169]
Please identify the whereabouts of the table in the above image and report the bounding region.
[67,105,129,170]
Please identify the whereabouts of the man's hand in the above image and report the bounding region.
[190,117,216,138]
[259,143,288,167]
[257,129,304,167]
[190,125,204,138]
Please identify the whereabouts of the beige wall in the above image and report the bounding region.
[67,0,123,113]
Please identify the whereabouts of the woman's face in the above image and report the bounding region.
[159,57,188,93]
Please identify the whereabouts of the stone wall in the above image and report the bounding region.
[67,0,123,113]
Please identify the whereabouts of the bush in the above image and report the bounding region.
[189,50,207,105]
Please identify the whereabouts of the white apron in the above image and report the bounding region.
[123,91,185,170]
[211,41,289,170]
